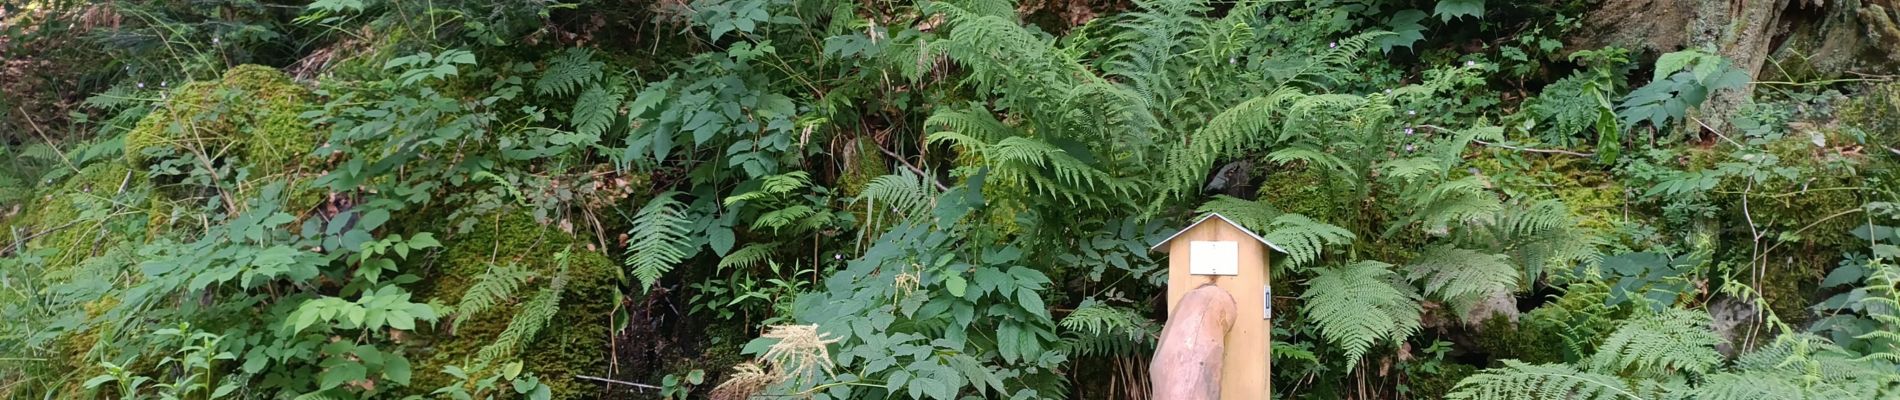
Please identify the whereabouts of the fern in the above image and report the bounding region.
[536,48,604,97]
[473,263,567,368]
[1405,246,1517,320]
[1484,199,1602,283]
[571,86,622,140]
[725,171,812,205]
[1300,261,1422,369]
[1058,304,1157,357]
[856,169,940,219]
[1261,214,1355,270]
[1447,360,1643,400]
[717,243,778,271]
[1588,308,1724,376]
[451,263,536,327]
[623,192,694,290]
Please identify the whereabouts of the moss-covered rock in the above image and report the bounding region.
[123,65,317,176]
[18,162,147,273]
[410,212,615,399]
[1405,362,1477,399]
[1256,166,1354,224]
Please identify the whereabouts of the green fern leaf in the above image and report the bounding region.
[1447,360,1642,400]
[1405,246,1517,320]
[571,86,622,140]
[1589,308,1724,376]
[536,48,604,97]
[1301,261,1422,369]
[452,263,536,327]
[623,192,694,290]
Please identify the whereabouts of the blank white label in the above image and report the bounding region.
[1189,241,1239,275]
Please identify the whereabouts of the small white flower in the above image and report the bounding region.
[1404,127,1414,135]
[1465,61,1476,67]
[1329,42,1337,48]
[160,81,167,87]
[834,254,843,260]
[1405,144,1415,152]
[137,82,144,88]
[212,37,220,45]
[1407,110,1417,116]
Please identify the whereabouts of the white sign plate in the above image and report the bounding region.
[1189,241,1239,275]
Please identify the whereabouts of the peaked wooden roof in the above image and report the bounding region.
[1150,212,1287,253]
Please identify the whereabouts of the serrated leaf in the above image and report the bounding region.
[1377,10,1429,53]
[1433,0,1483,21]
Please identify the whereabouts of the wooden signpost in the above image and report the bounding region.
[1150,213,1281,400]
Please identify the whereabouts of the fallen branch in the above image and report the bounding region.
[1469,139,1596,157]
[575,374,662,391]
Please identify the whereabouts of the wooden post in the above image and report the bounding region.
[1151,285,1236,400]
[1151,213,1281,399]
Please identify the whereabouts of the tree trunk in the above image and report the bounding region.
[1691,0,1794,136]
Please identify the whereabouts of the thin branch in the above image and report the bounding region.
[17,106,80,175]
[1469,139,1596,157]
[575,374,662,391]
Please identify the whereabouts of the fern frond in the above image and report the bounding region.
[1588,308,1724,376]
[452,263,536,327]
[1489,199,1602,282]
[1447,360,1642,400]
[725,171,812,205]
[473,265,566,368]
[924,107,1020,145]
[1058,304,1157,357]
[623,192,694,290]
[857,169,940,219]
[717,243,778,271]
[1261,214,1354,269]
[571,85,622,139]
[1300,261,1423,369]
[1405,246,1517,320]
[1265,144,1356,181]
[752,205,818,232]
[1417,176,1505,231]
[536,48,604,97]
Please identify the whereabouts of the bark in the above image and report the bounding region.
[1691,0,1794,136]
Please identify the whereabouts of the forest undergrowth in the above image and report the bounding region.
[2,0,1898,398]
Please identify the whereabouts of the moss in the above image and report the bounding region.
[20,162,147,273]
[410,212,615,399]
[1840,83,1900,139]
[1405,362,1476,399]
[1468,150,1623,231]
[837,137,890,198]
[1255,166,1353,224]
[1474,315,1565,365]
[123,65,317,177]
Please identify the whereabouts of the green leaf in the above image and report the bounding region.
[1433,0,1483,21]
[384,355,413,385]
[946,274,968,297]
[1377,10,1429,52]
[319,361,367,389]
[1017,289,1047,319]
